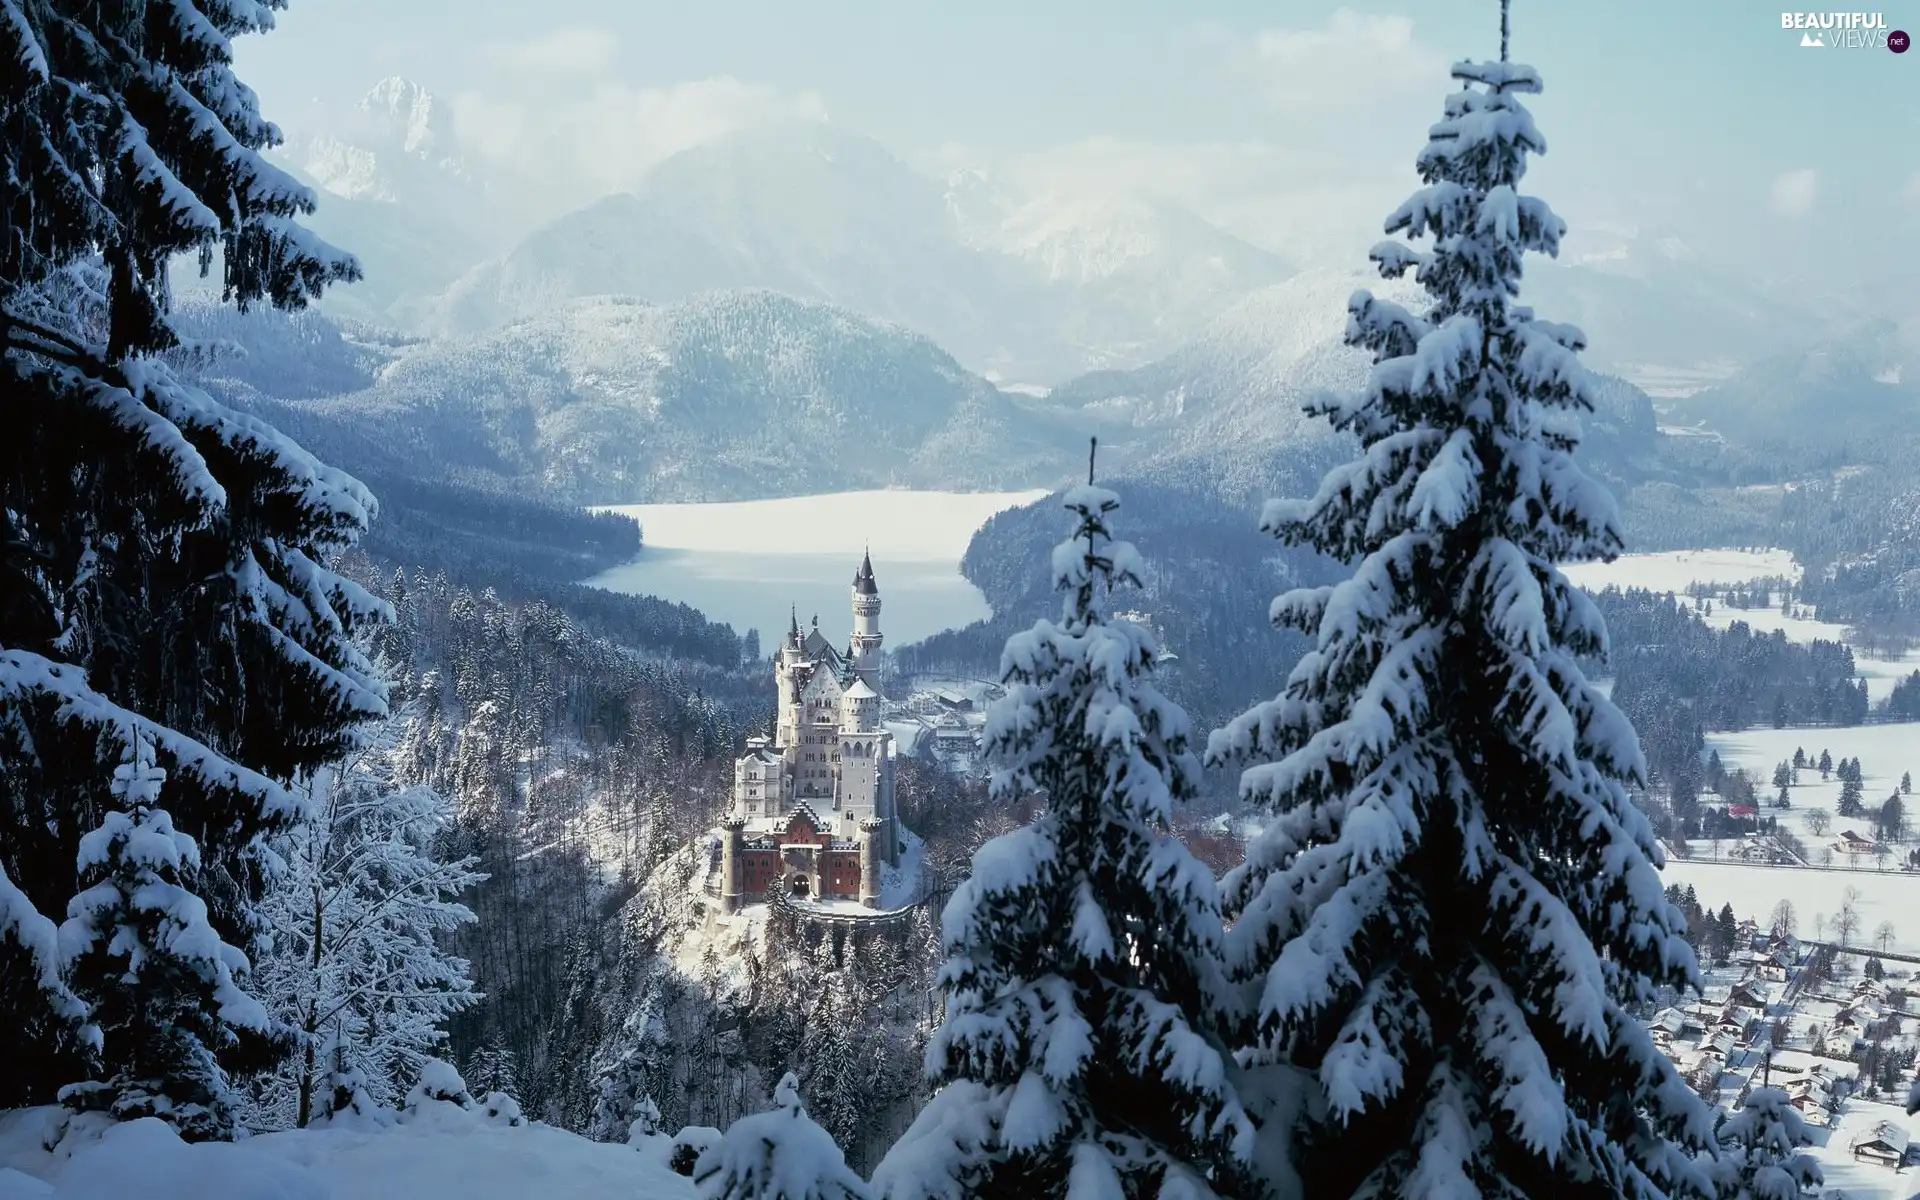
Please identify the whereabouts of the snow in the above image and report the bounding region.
[1660,860,1920,954]
[1560,548,1797,596]
[877,828,927,910]
[0,1106,695,1200]
[1683,719,1920,868]
[587,490,1046,646]
[1800,1100,1919,1200]
[1562,549,1920,701]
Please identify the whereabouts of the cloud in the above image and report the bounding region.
[1242,10,1448,111]
[445,30,827,217]
[1769,168,1818,217]
[476,26,621,79]
[949,136,1413,267]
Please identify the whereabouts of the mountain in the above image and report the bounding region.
[279,79,513,328]
[1523,228,1850,396]
[1662,324,1920,448]
[424,123,1287,382]
[308,289,1085,503]
[944,169,1293,373]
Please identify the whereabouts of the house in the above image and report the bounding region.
[1730,980,1774,1011]
[1849,1120,1910,1167]
[1651,1008,1689,1039]
[1834,830,1879,856]
[1819,1030,1861,1059]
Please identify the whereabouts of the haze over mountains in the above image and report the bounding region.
[270,76,1890,408]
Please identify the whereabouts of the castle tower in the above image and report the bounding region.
[850,551,882,693]
[720,815,747,914]
[858,817,883,908]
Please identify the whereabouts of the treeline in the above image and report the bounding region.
[359,568,755,1119]
[1598,588,1871,796]
[908,477,1323,735]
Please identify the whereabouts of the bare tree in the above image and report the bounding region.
[1805,808,1831,838]
[1768,898,1797,939]
[1875,921,1897,954]
[1834,903,1861,948]
[1874,842,1892,871]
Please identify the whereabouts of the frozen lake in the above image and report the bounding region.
[585,490,1049,646]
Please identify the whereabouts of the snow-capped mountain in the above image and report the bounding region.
[311,289,1085,503]
[1664,322,1920,446]
[421,123,1289,382]
[1523,226,1853,395]
[276,79,514,328]
[946,169,1293,374]
[1038,267,1657,503]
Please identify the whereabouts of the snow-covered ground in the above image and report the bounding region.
[586,489,1047,646]
[1566,549,1918,701]
[1662,859,1919,953]
[1810,1099,1919,1200]
[0,1106,693,1200]
[1692,722,1920,855]
[1561,548,1797,596]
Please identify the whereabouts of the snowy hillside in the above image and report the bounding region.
[311,290,1084,502]
[1663,328,1920,445]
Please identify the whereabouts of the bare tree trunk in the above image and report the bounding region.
[295,884,324,1128]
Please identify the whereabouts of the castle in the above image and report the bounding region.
[717,552,902,912]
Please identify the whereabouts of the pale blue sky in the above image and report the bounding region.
[240,1,1919,288]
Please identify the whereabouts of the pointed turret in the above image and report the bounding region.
[850,551,883,693]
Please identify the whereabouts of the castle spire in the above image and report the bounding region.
[853,547,878,595]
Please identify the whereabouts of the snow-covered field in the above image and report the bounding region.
[1561,548,1796,595]
[1661,859,1920,954]
[0,1106,693,1200]
[587,489,1047,646]
[1697,723,1920,846]
[1565,548,1919,702]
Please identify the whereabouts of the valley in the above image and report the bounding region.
[7,16,1920,1196]
[585,490,1045,647]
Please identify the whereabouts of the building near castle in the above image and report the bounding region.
[717,552,901,911]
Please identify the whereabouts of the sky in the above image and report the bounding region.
[237,0,1920,292]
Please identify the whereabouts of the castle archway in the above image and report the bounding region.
[790,874,811,898]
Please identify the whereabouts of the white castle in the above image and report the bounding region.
[718,552,902,911]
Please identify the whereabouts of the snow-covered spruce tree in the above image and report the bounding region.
[1710,1087,1819,1200]
[873,474,1253,1199]
[1204,49,1716,1200]
[57,738,277,1140]
[694,1072,871,1200]
[250,717,483,1129]
[0,0,377,1107]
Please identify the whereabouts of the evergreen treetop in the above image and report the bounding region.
[1206,41,1714,1200]
[2,0,383,1113]
[875,473,1252,1199]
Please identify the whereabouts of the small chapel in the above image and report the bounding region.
[717,552,902,911]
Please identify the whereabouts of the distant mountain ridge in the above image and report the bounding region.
[421,121,1291,383]
[305,289,1087,504]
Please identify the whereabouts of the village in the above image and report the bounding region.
[1647,915,1920,1196]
